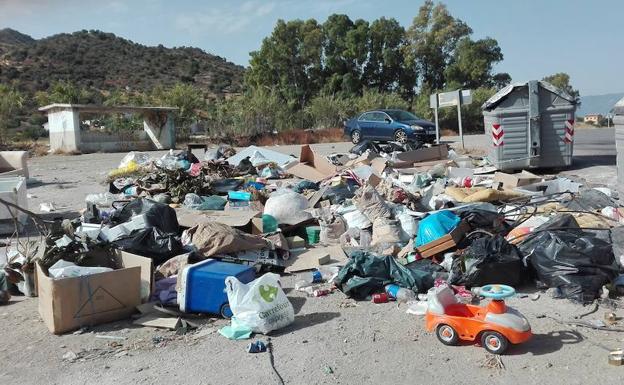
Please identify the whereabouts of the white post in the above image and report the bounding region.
[434,107,440,144]
[456,90,464,149]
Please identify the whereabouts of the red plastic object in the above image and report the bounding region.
[372,293,389,303]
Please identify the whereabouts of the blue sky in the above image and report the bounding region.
[1,0,621,95]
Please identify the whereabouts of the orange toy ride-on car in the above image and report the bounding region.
[425,284,532,354]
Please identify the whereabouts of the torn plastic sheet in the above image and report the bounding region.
[226,146,296,168]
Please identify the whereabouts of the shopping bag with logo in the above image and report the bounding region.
[225,273,294,334]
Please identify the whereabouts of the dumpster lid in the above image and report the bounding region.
[482,80,577,110]
[612,96,624,115]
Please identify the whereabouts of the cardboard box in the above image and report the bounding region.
[285,145,339,182]
[36,250,153,334]
[175,208,261,228]
[392,145,448,168]
[416,221,470,258]
[493,171,543,189]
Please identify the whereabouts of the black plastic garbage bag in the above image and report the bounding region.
[294,180,319,194]
[113,227,183,265]
[322,180,359,204]
[335,251,434,299]
[350,140,381,155]
[450,235,526,288]
[519,214,619,303]
[111,198,179,234]
[211,178,244,194]
[455,207,510,235]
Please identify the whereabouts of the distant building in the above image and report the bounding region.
[584,114,603,124]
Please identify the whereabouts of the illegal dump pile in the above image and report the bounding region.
[2,141,624,355]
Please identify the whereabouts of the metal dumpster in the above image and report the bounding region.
[614,97,624,194]
[482,80,578,171]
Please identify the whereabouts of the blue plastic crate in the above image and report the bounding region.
[177,259,255,317]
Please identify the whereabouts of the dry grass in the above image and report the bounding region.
[440,128,456,137]
[0,140,50,157]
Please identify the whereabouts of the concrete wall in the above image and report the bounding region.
[45,108,176,153]
[48,109,80,152]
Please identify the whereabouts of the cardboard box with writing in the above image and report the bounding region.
[36,250,153,334]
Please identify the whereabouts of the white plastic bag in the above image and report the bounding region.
[264,190,312,225]
[225,273,294,334]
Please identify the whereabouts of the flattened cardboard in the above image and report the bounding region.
[285,248,331,273]
[393,145,448,168]
[493,171,543,189]
[37,250,152,335]
[176,208,261,228]
[134,314,182,330]
[285,145,338,182]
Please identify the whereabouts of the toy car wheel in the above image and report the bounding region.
[394,129,408,144]
[351,130,362,144]
[220,303,233,319]
[436,324,459,346]
[481,331,509,354]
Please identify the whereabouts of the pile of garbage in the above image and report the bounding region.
[4,141,624,341]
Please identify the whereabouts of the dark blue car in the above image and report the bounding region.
[343,109,436,144]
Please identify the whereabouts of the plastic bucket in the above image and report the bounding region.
[306,226,321,244]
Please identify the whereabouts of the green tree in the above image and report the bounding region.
[364,18,407,93]
[444,37,507,89]
[542,73,580,99]
[150,83,206,133]
[246,19,323,108]
[405,0,472,90]
[0,85,24,141]
[34,81,94,106]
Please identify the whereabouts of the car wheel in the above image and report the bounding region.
[394,129,408,144]
[481,331,509,354]
[351,130,362,144]
[436,324,459,346]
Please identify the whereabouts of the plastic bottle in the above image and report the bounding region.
[297,270,323,286]
[385,284,417,303]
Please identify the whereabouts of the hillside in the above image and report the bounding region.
[0,28,35,49]
[0,29,244,97]
[578,92,624,116]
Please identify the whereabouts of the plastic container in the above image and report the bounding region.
[228,191,252,201]
[306,226,321,244]
[178,259,255,318]
[262,214,278,233]
[416,210,461,247]
[385,284,416,303]
[297,270,323,286]
[372,293,389,303]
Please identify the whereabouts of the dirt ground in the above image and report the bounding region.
[2,131,623,385]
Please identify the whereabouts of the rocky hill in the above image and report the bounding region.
[0,29,244,97]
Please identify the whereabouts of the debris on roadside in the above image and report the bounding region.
[4,136,624,365]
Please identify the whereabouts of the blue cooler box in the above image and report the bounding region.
[178,259,255,317]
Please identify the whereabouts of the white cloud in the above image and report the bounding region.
[174,1,276,36]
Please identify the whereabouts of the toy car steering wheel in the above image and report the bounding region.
[480,284,515,299]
